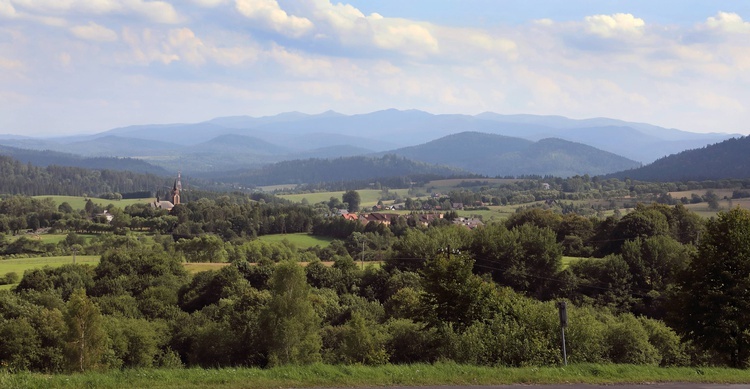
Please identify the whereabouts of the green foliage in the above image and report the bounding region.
[260,260,322,366]
[674,208,750,367]
[603,314,659,365]
[342,190,361,213]
[64,289,107,372]
[420,253,503,331]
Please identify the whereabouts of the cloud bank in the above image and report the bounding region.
[1,1,749,136]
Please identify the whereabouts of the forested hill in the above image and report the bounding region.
[608,136,750,181]
[0,155,172,197]
[0,145,168,175]
[203,154,469,186]
[383,132,640,177]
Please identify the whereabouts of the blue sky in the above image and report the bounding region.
[1,0,749,136]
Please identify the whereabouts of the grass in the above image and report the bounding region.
[183,262,230,273]
[278,189,411,208]
[3,363,750,389]
[32,196,154,211]
[7,233,97,245]
[0,255,100,277]
[257,233,333,249]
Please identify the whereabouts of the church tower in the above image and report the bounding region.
[172,172,182,205]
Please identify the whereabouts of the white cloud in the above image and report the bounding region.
[704,12,750,34]
[126,0,180,24]
[0,57,23,70]
[9,0,181,23]
[0,0,16,18]
[371,22,438,55]
[191,0,229,7]
[235,0,314,37]
[70,21,118,42]
[584,13,645,38]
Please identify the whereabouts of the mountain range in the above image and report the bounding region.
[0,109,743,184]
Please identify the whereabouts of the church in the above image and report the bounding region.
[151,172,182,211]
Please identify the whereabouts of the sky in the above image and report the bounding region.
[2,1,750,137]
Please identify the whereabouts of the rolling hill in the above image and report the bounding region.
[383,132,640,177]
[608,136,750,181]
[204,154,468,186]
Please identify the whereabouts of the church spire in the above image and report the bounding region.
[172,172,181,205]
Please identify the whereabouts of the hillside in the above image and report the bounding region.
[608,136,750,181]
[204,154,468,186]
[0,145,169,175]
[384,132,639,177]
[0,154,172,196]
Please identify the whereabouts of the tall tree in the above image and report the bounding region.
[260,261,322,366]
[674,208,750,367]
[342,190,361,213]
[64,288,107,372]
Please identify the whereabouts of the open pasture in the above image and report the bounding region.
[426,178,520,188]
[0,255,100,278]
[257,233,333,248]
[278,189,410,208]
[668,188,736,200]
[32,195,154,210]
[7,233,97,245]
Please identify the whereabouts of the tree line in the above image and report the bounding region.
[2,197,750,370]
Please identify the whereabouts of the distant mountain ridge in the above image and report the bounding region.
[0,109,739,181]
[608,136,750,181]
[203,154,468,186]
[0,145,168,175]
[382,132,640,177]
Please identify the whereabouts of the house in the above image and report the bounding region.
[453,217,484,230]
[342,213,359,221]
[542,183,551,190]
[96,210,114,223]
[414,213,444,226]
[360,213,400,226]
[452,202,464,210]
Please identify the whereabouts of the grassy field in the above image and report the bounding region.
[7,233,97,244]
[278,189,411,208]
[32,196,154,211]
[0,255,100,277]
[257,233,334,248]
[424,178,520,192]
[183,262,230,273]
[3,363,750,389]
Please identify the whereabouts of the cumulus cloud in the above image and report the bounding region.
[584,13,645,38]
[70,22,118,42]
[235,0,314,37]
[704,12,750,34]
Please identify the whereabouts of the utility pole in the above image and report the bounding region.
[72,246,77,265]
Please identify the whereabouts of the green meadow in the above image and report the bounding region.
[257,233,333,248]
[32,195,154,211]
[3,363,750,389]
[278,189,411,208]
[7,233,97,245]
[0,255,100,277]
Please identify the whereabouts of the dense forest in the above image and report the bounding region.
[609,136,750,181]
[0,145,168,175]
[201,154,467,186]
